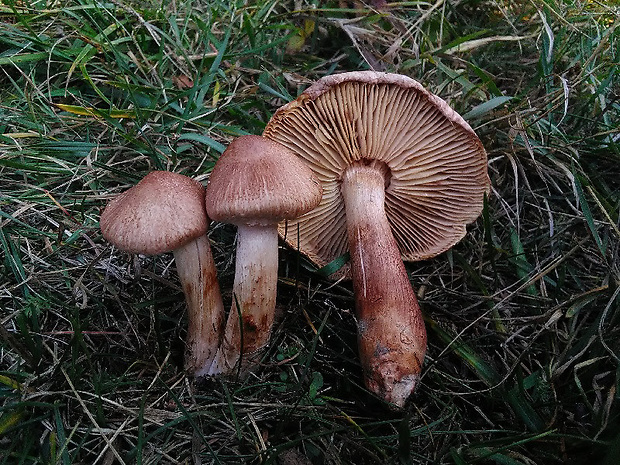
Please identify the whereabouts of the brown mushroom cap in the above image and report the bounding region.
[100,171,209,255]
[205,135,322,226]
[263,71,490,268]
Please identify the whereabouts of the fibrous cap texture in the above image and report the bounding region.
[100,171,208,255]
[263,71,490,269]
[205,135,322,226]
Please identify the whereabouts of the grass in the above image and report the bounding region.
[0,0,619,463]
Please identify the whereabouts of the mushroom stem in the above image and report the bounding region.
[341,162,427,407]
[211,223,278,374]
[173,235,225,377]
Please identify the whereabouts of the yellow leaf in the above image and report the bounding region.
[286,34,306,53]
[0,410,23,435]
[303,19,315,37]
[212,80,221,107]
[0,374,21,390]
[54,104,136,119]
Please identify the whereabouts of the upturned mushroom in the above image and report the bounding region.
[205,135,322,374]
[100,171,225,377]
[263,71,490,407]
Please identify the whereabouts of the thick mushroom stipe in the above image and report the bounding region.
[174,235,224,377]
[208,224,279,373]
[341,162,426,406]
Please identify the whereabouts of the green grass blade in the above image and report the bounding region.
[573,168,607,257]
[463,96,513,120]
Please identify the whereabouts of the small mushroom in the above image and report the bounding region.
[100,171,225,377]
[205,135,322,374]
[263,71,490,407]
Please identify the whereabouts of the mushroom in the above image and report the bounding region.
[100,171,225,377]
[263,71,490,407]
[205,135,322,374]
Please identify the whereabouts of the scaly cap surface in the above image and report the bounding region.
[100,171,208,255]
[205,135,322,226]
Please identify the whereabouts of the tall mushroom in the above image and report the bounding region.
[100,171,225,377]
[205,135,322,374]
[263,71,490,407]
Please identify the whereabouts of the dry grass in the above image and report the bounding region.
[1,0,619,463]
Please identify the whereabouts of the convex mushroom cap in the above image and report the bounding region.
[101,171,208,254]
[206,135,323,226]
[264,71,490,269]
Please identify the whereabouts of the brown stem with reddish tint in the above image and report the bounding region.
[209,224,278,375]
[341,161,427,407]
[174,235,225,377]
